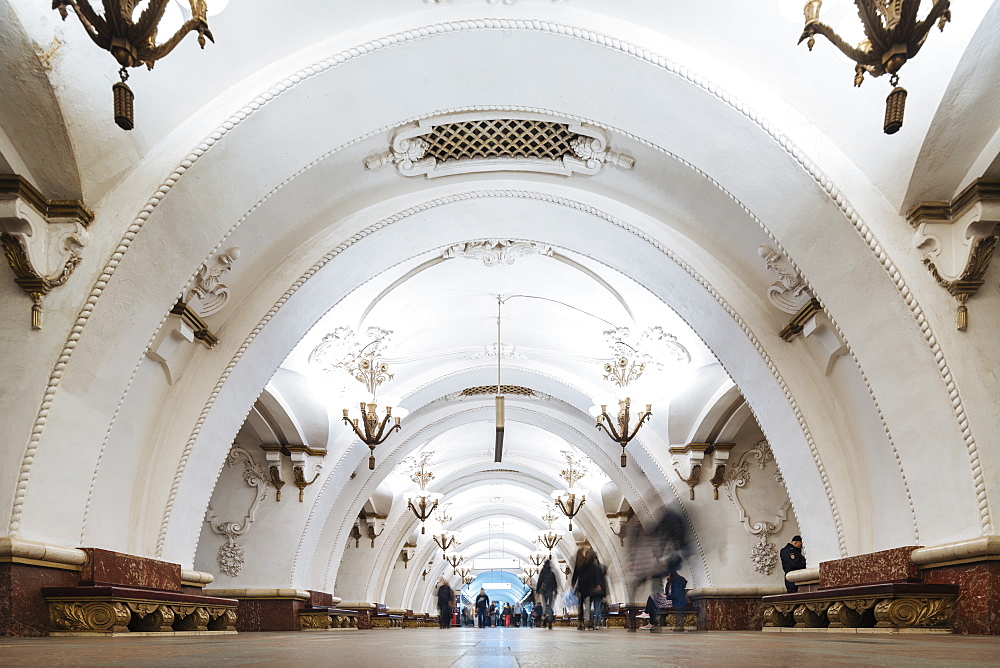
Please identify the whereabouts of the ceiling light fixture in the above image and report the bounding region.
[534,505,563,556]
[443,551,465,571]
[798,0,951,134]
[590,343,652,468]
[551,451,588,531]
[405,453,442,534]
[53,0,215,130]
[341,344,408,470]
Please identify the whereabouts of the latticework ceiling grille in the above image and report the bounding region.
[462,385,535,396]
[423,119,575,162]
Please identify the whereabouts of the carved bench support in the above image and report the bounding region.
[762,583,957,633]
[43,587,238,635]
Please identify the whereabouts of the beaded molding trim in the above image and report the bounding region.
[13,19,966,550]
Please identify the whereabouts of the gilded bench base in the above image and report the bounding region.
[763,594,954,633]
[46,599,237,635]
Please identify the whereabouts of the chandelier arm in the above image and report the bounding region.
[343,418,367,443]
[373,421,401,446]
[597,414,622,442]
[908,2,950,55]
[800,21,881,66]
[624,411,652,444]
[142,16,214,63]
[853,2,890,52]
[132,0,171,44]
[58,1,112,49]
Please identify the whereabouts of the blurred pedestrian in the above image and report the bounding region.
[436,578,454,629]
[537,559,558,629]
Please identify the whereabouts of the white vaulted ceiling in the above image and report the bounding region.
[1,0,999,608]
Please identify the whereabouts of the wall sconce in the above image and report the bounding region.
[349,523,362,548]
[670,443,734,500]
[607,511,630,546]
[266,456,285,502]
[401,543,417,569]
[363,512,387,548]
[260,444,325,502]
[669,443,708,499]
[292,463,321,502]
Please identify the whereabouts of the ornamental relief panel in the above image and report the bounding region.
[205,446,270,578]
[722,439,794,576]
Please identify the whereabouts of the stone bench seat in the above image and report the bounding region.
[762,582,959,632]
[41,585,238,635]
[298,606,358,630]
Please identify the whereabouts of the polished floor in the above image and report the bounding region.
[2,627,999,667]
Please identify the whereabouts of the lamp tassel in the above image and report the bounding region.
[884,86,907,135]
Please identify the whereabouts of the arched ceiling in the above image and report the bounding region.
[2,0,999,607]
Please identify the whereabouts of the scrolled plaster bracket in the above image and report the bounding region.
[908,180,1000,331]
[0,175,92,329]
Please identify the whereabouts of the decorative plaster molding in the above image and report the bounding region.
[185,247,241,318]
[0,175,92,329]
[443,239,553,266]
[758,245,814,315]
[205,446,269,577]
[907,180,1000,330]
[365,112,634,179]
[723,439,792,576]
[308,326,393,377]
[761,247,847,372]
[18,19,957,557]
[465,343,529,361]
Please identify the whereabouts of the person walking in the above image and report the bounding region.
[780,535,806,593]
[536,558,558,629]
[475,588,490,628]
[436,578,454,628]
